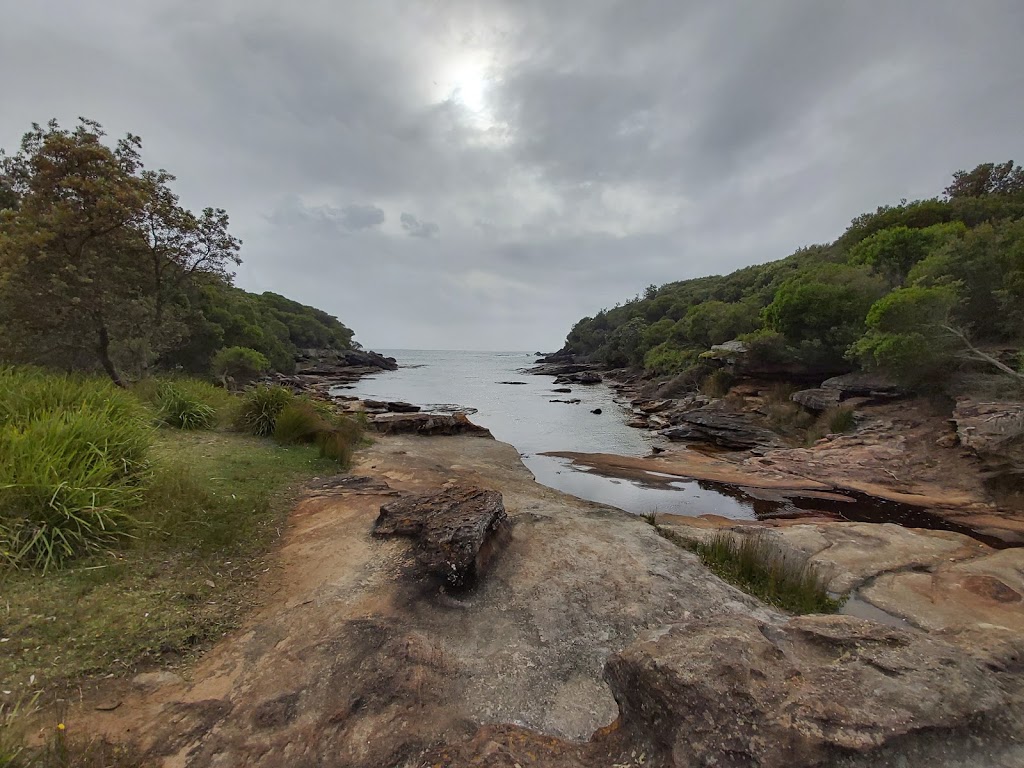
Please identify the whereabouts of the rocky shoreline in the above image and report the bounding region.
[526,354,1024,546]
[77,432,1024,767]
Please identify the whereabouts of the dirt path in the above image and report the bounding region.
[77,434,767,767]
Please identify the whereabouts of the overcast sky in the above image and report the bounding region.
[2,1,1022,351]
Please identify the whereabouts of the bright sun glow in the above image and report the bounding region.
[439,54,490,114]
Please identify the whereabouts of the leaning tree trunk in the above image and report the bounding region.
[96,322,126,388]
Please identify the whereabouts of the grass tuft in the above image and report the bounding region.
[273,401,329,445]
[661,528,842,614]
[700,368,735,398]
[235,385,293,437]
[154,383,217,430]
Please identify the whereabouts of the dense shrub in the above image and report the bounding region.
[212,346,270,385]
[235,385,293,437]
[0,368,152,571]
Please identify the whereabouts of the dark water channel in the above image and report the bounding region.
[335,350,1006,548]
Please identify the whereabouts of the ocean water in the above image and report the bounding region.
[337,350,759,519]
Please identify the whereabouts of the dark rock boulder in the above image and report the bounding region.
[791,387,842,412]
[591,408,602,415]
[575,372,603,384]
[659,406,782,450]
[498,381,528,385]
[550,398,581,405]
[371,412,492,437]
[552,387,573,393]
[605,613,1012,768]
[821,371,906,400]
[373,486,510,588]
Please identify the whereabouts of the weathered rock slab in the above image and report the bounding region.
[372,412,492,437]
[792,387,842,412]
[605,613,1012,768]
[660,406,783,450]
[374,486,510,588]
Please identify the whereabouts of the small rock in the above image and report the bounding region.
[132,671,184,689]
[591,408,602,414]
[552,387,573,393]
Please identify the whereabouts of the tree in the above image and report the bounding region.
[944,161,1024,200]
[212,346,269,387]
[847,223,965,287]
[762,265,887,365]
[851,286,958,385]
[0,119,240,385]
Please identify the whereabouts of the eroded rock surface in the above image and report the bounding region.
[606,613,1016,768]
[374,486,510,588]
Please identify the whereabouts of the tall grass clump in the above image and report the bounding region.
[154,383,216,430]
[700,368,735,398]
[235,385,293,437]
[0,368,152,572]
[273,401,330,445]
[316,415,364,468]
[678,530,841,614]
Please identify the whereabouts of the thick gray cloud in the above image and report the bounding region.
[400,213,440,239]
[1,0,1022,350]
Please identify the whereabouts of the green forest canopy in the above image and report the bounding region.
[560,161,1024,386]
[0,119,355,383]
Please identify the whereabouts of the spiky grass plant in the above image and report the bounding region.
[154,383,217,430]
[0,368,152,572]
[234,385,293,437]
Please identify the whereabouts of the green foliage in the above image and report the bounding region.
[0,368,152,572]
[0,118,361,384]
[851,286,958,386]
[762,265,886,364]
[643,342,696,376]
[682,300,760,347]
[557,162,1024,387]
[667,530,842,614]
[1,429,338,701]
[235,385,294,437]
[847,223,965,285]
[211,345,270,383]
[0,119,240,386]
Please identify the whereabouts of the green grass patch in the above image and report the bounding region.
[0,369,153,573]
[0,429,339,700]
[660,528,842,614]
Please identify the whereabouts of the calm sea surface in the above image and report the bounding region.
[337,350,759,519]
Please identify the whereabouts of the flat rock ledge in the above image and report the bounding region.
[429,613,1022,768]
[373,486,510,588]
